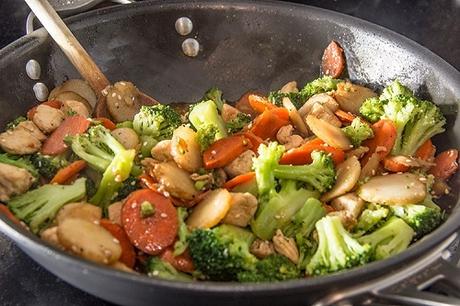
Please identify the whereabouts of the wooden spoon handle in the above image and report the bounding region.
[25,0,110,95]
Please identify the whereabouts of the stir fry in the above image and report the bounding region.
[0,41,457,282]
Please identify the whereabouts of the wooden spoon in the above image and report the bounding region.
[24,0,157,119]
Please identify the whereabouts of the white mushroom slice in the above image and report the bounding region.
[107,201,123,225]
[61,100,90,117]
[221,104,241,123]
[298,93,339,117]
[56,203,102,225]
[0,163,35,201]
[33,104,65,133]
[0,126,42,154]
[359,152,381,181]
[186,188,232,229]
[330,193,365,219]
[306,115,351,150]
[321,156,361,202]
[150,161,199,201]
[111,128,139,150]
[283,97,309,136]
[358,173,426,205]
[222,192,258,227]
[151,140,173,162]
[310,103,342,127]
[54,79,97,109]
[279,81,299,94]
[54,91,92,112]
[333,82,377,114]
[171,126,202,173]
[57,218,122,265]
[224,150,255,178]
[106,81,141,122]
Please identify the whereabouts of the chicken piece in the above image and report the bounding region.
[151,140,172,162]
[298,93,339,117]
[310,103,342,127]
[105,81,141,122]
[328,210,357,230]
[0,121,44,154]
[272,229,299,264]
[32,104,65,134]
[333,82,377,114]
[222,192,258,227]
[331,193,365,219]
[40,226,65,249]
[250,239,275,259]
[0,163,35,201]
[224,150,255,178]
[108,201,123,225]
[221,104,241,123]
[280,81,299,94]
[61,100,90,117]
[276,125,303,150]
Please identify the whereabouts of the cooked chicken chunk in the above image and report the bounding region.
[33,104,65,133]
[222,192,258,227]
[221,104,241,123]
[272,229,299,264]
[331,193,365,219]
[108,201,123,225]
[0,163,35,201]
[61,100,90,117]
[0,121,45,154]
[298,93,339,117]
[310,103,342,127]
[328,210,357,230]
[40,226,64,249]
[276,125,303,150]
[151,140,173,161]
[250,239,275,259]
[224,150,255,178]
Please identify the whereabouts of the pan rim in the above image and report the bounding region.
[1,0,460,295]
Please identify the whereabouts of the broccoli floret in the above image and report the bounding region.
[6,116,27,130]
[173,207,189,256]
[300,76,341,101]
[359,97,385,123]
[307,215,371,275]
[196,124,219,151]
[188,224,257,281]
[226,113,251,134]
[67,126,135,208]
[202,87,224,112]
[133,105,182,141]
[113,176,139,201]
[380,80,414,100]
[283,198,326,243]
[390,202,442,237]
[0,153,38,178]
[237,254,301,282]
[146,257,192,281]
[189,100,228,147]
[342,118,374,147]
[358,217,414,260]
[355,203,390,234]
[268,91,305,109]
[273,150,336,193]
[8,178,86,233]
[30,153,68,179]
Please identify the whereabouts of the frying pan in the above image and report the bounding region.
[0,1,460,305]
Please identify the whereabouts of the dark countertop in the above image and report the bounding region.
[0,1,459,305]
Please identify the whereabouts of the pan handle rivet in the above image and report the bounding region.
[175,17,193,36]
[33,82,49,102]
[182,38,200,57]
[26,59,41,80]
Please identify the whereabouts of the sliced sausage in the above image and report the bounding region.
[321,40,346,78]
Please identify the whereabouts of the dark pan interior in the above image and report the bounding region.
[0,1,459,305]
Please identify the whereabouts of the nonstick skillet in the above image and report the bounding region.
[0,1,460,305]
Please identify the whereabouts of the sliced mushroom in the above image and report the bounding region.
[151,140,173,162]
[282,97,309,136]
[358,173,426,205]
[186,188,232,229]
[111,128,140,150]
[330,193,365,219]
[32,104,65,133]
[310,103,342,127]
[306,115,351,150]
[54,91,92,112]
[105,81,141,122]
[333,82,377,114]
[272,229,299,264]
[50,79,97,109]
[276,125,303,150]
[224,150,255,178]
[222,192,258,227]
[359,152,381,181]
[170,126,202,173]
[279,81,299,94]
[250,239,275,259]
[298,93,339,117]
[56,202,102,225]
[321,156,361,202]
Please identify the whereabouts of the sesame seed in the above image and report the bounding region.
[111,92,116,98]
[160,213,168,218]
[444,188,450,194]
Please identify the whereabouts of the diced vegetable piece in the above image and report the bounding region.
[186,188,232,229]
[203,135,251,169]
[361,119,397,164]
[250,108,289,140]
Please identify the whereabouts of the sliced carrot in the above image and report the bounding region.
[334,110,356,124]
[280,138,345,165]
[122,189,178,255]
[160,247,195,273]
[250,108,290,140]
[223,172,256,189]
[50,160,87,184]
[203,135,252,169]
[361,119,397,165]
[0,204,23,227]
[415,139,436,161]
[430,149,459,180]
[242,131,264,153]
[248,94,275,113]
[383,157,410,173]
[235,91,262,118]
[100,219,136,268]
[27,100,62,120]
[94,117,117,131]
[41,115,91,155]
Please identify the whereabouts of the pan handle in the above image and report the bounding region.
[312,232,460,306]
[26,0,135,35]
